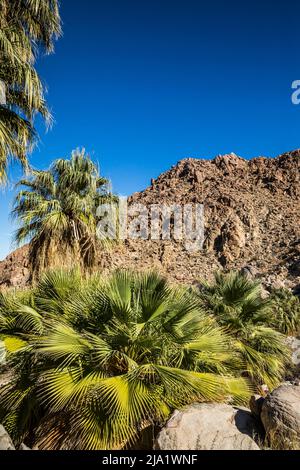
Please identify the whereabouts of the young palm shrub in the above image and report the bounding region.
[196,272,290,390]
[0,269,250,450]
[12,149,115,277]
[268,288,300,336]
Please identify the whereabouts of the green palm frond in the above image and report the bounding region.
[197,271,289,389]
[37,322,92,366]
[0,335,27,353]
[0,0,61,181]
[0,269,254,449]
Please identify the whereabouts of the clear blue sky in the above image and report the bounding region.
[1,0,300,260]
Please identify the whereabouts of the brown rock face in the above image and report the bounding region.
[0,245,30,289]
[0,150,299,289]
[261,384,300,449]
[102,149,300,287]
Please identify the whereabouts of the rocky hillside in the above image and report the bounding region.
[0,245,30,288]
[1,150,300,290]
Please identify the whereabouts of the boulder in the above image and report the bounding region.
[19,443,31,450]
[261,384,300,449]
[0,425,15,450]
[214,153,247,172]
[155,403,260,450]
[240,265,257,280]
[249,395,265,418]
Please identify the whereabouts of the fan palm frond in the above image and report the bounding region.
[0,269,252,449]
[13,149,116,276]
[0,0,61,181]
[197,271,289,389]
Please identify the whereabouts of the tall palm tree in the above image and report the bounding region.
[0,269,250,450]
[13,149,114,276]
[0,0,61,182]
[196,271,290,389]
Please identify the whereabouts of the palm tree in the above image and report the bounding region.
[0,269,250,450]
[13,149,114,277]
[0,0,61,182]
[196,271,290,390]
[269,288,300,336]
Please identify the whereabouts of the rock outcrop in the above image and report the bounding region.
[0,245,30,289]
[0,150,299,289]
[261,384,300,449]
[0,425,15,450]
[155,403,260,450]
[0,426,33,450]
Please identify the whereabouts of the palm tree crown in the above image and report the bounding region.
[196,271,290,389]
[0,0,61,181]
[13,149,114,276]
